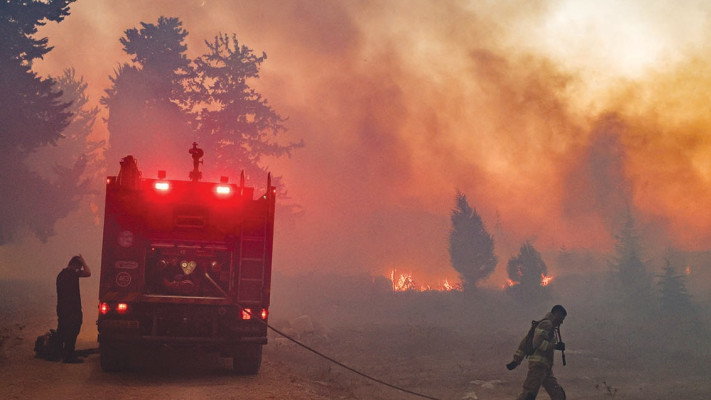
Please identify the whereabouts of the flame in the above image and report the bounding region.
[685,266,691,275]
[388,270,461,292]
[390,270,416,291]
[540,273,554,286]
[442,279,459,291]
[503,274,554,289]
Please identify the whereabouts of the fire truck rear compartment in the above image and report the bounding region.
[99,303,266,340]
[145,244,232,297]
[98,146,274,374]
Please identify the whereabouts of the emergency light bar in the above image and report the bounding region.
[153,180,234,197]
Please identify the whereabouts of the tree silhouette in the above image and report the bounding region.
[0,0,74,152]
[102,18,301,194]
[657,259,694,315]
[189,33,303,188]
[609,209,652,304]
[101,17,194,174]
[506,242,550,302]
[29,68,102,177]
[0,0,78,244]
[448,191,497,290]
[656,257,703,336]
[24,69,98,241]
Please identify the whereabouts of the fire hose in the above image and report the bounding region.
[243,308,444,400]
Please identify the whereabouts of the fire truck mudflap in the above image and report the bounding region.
[97,144,275,374]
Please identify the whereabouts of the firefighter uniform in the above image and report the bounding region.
[514,312,566,400]
[56,256,91,363]
[57,266,83,362]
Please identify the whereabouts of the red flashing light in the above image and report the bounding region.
[154,181,170,191]
[215,185,232,195]
[99,302,129,315]
[240,308,267,320]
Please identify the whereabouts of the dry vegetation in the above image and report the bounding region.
[270,271,711,399]
[2,272,710,399]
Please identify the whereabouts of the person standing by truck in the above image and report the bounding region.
[56,255,91,363]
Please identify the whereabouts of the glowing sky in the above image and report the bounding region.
[27,0,711,286]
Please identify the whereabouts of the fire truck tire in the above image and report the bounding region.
[232,344,262,375]
[100,342,128,372]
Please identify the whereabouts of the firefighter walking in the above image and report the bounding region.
[507,305,567,400]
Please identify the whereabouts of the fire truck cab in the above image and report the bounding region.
[97,144,275,373]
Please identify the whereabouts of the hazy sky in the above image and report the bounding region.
[24,0,711,286]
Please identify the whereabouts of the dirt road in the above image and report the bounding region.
[0,315,504,400]
[7,317,710,400]
[3,276,711,400]
[1,324,346,400]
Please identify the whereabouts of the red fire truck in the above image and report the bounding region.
[97,143,275,373]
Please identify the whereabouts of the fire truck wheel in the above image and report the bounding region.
[100,342,129,372]
[232,344,262,375]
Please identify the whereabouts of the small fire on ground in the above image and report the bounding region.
[504,273,555,289]
[389,270,462,292]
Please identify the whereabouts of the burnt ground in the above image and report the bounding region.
[2,274,711,400]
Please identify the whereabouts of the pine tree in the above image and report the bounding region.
[448,191,497,290]
[0,0,74,152]
[656,257,703,337]
[609,209,652,304]
[29,68,102,177]
[101,17,194,174]
[0,0,77,244]
[657,259,694,315]
[25,68,101,236]
[102,19,301,199]
[506,242,550,302]
[189,33,302,189]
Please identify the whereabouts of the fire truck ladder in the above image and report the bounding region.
[235,173,275,306]
[235,215,268,306]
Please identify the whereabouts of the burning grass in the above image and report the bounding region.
[388,269,462,292]
[269,270,711,399]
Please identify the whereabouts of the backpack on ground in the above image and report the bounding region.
[34,329,61,361]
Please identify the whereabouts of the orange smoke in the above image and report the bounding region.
[28,1,711,286]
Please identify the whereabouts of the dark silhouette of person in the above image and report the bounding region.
[56,255,91,363]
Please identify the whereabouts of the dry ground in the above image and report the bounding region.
[2,275,710,400]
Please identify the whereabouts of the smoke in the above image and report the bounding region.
[5,0,710,287]
[561,113,632,248]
